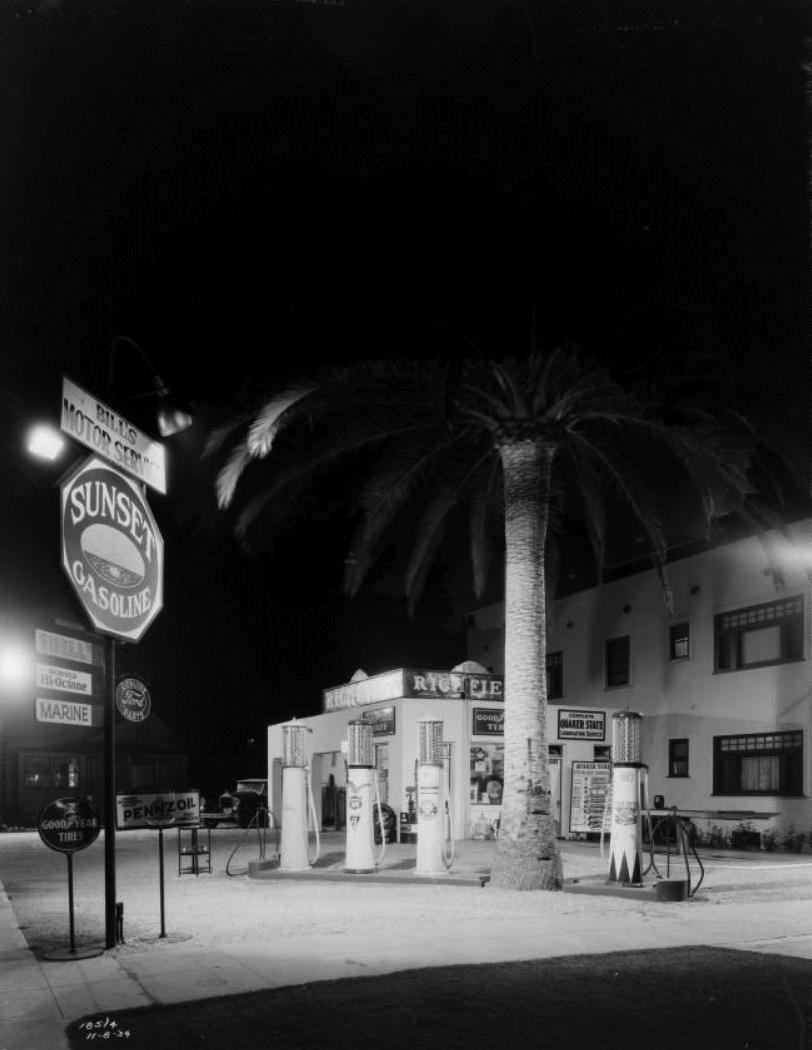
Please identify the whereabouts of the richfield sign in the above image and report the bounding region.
[61,456,164,642]
[61,376,167,494]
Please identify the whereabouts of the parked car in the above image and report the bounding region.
[202,778,269,828]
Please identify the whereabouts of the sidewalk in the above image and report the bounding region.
[2,835,811,1050]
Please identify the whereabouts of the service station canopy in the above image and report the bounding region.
[60,456,164,642]
[322,667,504,712]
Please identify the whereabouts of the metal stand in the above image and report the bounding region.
[158,827,167,938]
[178,827,211,875]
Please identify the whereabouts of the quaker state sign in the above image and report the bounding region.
[61,456,164,642]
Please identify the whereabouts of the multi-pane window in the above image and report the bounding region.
[669,738,689,777]
[715,596,804,672]
[713,732,803,796]
[605,636,631,688]
[546,650,564,700]
[22,755,80,789]
[669,622,690,661]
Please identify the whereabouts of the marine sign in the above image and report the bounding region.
[38,797,102,854]
[60,456,164,642]
[61,376,167,494]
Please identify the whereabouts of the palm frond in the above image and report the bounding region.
[216,443,255,509]
[246,386,317,457]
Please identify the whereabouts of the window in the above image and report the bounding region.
[669,738,689,777]
[713,732,803,796]
[605,636,631,688]
[22,755,79,789]
[715,596,803,672]
[546,650,564,700]
[669,622,690,661]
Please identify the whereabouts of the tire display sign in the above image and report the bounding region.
[116,676,152,723]
[60,456,164,642]
[38,797,101,853]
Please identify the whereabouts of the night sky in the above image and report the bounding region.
[1,0,809,787]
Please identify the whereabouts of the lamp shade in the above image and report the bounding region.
[156,398,194,437]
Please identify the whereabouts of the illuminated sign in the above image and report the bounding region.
[35,697,103,727]
[61,376,167,494]
[60,457,164,642]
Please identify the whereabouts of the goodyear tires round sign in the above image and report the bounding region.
[61,456,164,642]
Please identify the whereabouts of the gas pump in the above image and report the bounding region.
[344,719,386,873]
[608,711,645,885]
[415,718,454,875]
[279,720,320,872]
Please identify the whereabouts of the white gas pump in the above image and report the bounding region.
[280,720,320,872]
[415,718,454,875]
[608,711,645,885]
[344,719,385,873]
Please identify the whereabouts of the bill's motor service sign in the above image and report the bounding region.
[61,456,164,642]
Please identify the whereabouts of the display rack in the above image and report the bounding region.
[177,826,211,876]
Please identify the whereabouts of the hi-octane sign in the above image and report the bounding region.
[60,456,164,642]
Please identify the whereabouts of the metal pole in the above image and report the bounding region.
[104,637,117,950]
[67,852,76,955]
[158,828,167,938]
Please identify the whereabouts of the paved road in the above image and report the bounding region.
[1,830,811,1050]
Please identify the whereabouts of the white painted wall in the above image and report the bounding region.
[467,520,812,837]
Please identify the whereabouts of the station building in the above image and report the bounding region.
[267,518,811,843]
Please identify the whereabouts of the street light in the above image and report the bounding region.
[26,424,66,461]
[108,335,195,438]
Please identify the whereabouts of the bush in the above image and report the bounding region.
[761,828,779,852]
[779,824,805,853]
[730,820,761,851]
[704,823,730,849]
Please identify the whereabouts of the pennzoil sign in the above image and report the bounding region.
[61,456,164,642]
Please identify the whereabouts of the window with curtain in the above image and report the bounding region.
[713,732,802,796]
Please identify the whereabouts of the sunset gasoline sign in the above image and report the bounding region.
[60,456,164,642]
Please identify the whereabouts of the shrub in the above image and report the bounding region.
[700,823,729,849]
[761,828,779,852]
[779,824,805,853]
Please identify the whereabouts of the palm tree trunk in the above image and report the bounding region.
[489,439,563,890]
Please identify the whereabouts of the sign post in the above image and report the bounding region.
[59,396,166,951]
[145,793,178,939]
[38,797,102,960]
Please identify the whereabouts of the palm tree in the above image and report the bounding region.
[207,347,756,890]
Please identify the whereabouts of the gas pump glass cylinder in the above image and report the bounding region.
[418,719,444,764]
[282,723,308,767]
[612,711,642,763]
[348,720,373,766]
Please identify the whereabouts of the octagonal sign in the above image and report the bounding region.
[61,456,164,642]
